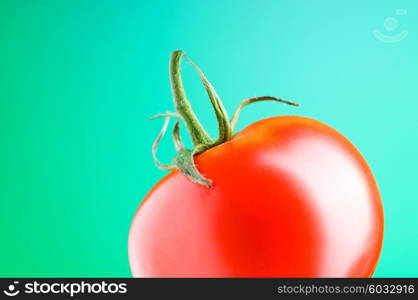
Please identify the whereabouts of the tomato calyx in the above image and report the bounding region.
[150,50,299,187]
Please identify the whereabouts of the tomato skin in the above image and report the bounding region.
[128,116,383,277]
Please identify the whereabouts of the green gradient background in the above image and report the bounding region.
[1,0,417,277]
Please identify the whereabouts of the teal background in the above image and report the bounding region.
[0,0,417,277]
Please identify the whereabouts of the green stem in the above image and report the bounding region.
[170,51,213,146]
[151,51,299,188]
[151,115,176,171]
[184,54,232,146]
[230,96,299,131]
[172,120,186,153]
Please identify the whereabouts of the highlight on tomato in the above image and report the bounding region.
[128,50,384,277]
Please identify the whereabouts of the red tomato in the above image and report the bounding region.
[128,116,383,277]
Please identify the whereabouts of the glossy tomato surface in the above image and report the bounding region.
[128,116,383,277]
